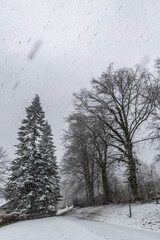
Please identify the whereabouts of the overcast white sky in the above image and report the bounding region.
[0,0,160,162]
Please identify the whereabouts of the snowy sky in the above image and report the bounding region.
[0,0,160,162]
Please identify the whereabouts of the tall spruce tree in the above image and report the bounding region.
[6,95,61,215]
[37,121,61,213]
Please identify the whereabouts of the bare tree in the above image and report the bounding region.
[74,65,158,199]
[148,58,160,152]
[71,112,119,203]
[137,161,160,202]
[0,146,9,197]
[61,114,96,205]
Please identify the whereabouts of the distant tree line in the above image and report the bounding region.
[61,61,160,207]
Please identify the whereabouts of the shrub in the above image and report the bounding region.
[0,213,19,226]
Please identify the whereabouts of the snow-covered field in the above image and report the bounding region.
[0,216,160,240]
[70,203,160,232]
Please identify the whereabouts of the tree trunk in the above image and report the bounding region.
[83,157,95,205]
[84,174,94,205]
[127,143,138,199]
[128,160,138,198]
[101,166,110,203]
[88,182,94,205]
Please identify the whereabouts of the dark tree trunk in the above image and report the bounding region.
[127,143,138,199]
[128,158,138,199]
[84,174,94,205]
[88,182,94,205]
[83,154,95,205]
[101,166,110,204]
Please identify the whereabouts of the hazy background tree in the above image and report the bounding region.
[0,146,10,198]
[61,113,96,206]
[69,112,114,203]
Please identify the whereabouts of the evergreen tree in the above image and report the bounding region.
[36,121,61,214]
[6,95,61,215]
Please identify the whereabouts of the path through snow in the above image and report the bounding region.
[0,216,160,240]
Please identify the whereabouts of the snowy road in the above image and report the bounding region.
[0,216,160,240]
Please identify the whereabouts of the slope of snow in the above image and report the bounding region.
[70,203,160,232]
[0,198,6,207]
[56,206,73,216]
[0,216,160,240]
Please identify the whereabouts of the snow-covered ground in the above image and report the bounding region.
[56,206,73,216]
[0,198,6,207]
[70,203,160,232]
[0,216,160,240]
[1,203,160,239]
